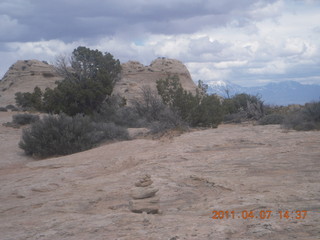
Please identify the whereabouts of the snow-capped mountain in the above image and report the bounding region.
[207,80,245,98]
[206,80,320,105]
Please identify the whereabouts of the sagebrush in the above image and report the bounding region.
[19,114,129,158]
[222,93,264,122]
[258,114,285,125]
[281,101,320,131]
[12,113,40,125]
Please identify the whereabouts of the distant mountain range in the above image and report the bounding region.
[206,80,320,106]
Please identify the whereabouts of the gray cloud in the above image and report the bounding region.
[0,0,277,42]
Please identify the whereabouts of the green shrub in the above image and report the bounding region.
[42,76,111,115]
[134,86,186,131]
[223,93,264,121]
[282,110,304,130]
[15,87,43,110]
[223,112,247,123]
[190,94,224,127]
[149,107,186,133]
[156,75,223,127]
[258,114,285,125]
[19,114,129,158]
[264,104,289,115]
[112,106,148,128]
[92,95,144,128]
[6,104,16,110]
[12,113,40,125]
[132,86,168,122]
[2,122,20,128]
[42,46,121,115]
[292,121,317,131]
[303,101,320,122]
[93,88,185,133]
[281,101,320,131]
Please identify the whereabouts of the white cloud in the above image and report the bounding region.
[186,62,232,82]
[214,60,248,69]
[6,40,80,59]
[249,0,284,20]
[248,59,288,74]
[0,40,81,77]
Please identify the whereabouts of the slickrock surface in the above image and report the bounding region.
[0,111,319,240]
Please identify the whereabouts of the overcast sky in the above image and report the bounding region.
[1,0,319,86]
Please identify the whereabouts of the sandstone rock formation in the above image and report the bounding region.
[0,60,62,106]
[129,174,160,214]
[113,58,198,104]
[0,58,198,107]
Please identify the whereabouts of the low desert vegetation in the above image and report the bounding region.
[2,113,39,128]
[157,76,224,127]
[93,87,185,133]
[6,104,19,111]
[12,113,40,125]
[258,114,285,125]
[13,46,319,159]
[222,93,264,123]
[257,101,320,130]
[19,114,129,158]
[2,113,40,128]
[281,101,320,131]
[15,87,42,111]
[133,86,186,133]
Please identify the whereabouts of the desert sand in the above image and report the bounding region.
[0,111,319,240]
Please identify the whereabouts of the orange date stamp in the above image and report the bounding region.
[211,210,308,220]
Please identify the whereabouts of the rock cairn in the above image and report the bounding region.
[129,174,159,214]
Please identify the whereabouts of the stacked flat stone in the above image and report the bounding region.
[129,174,159,214]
